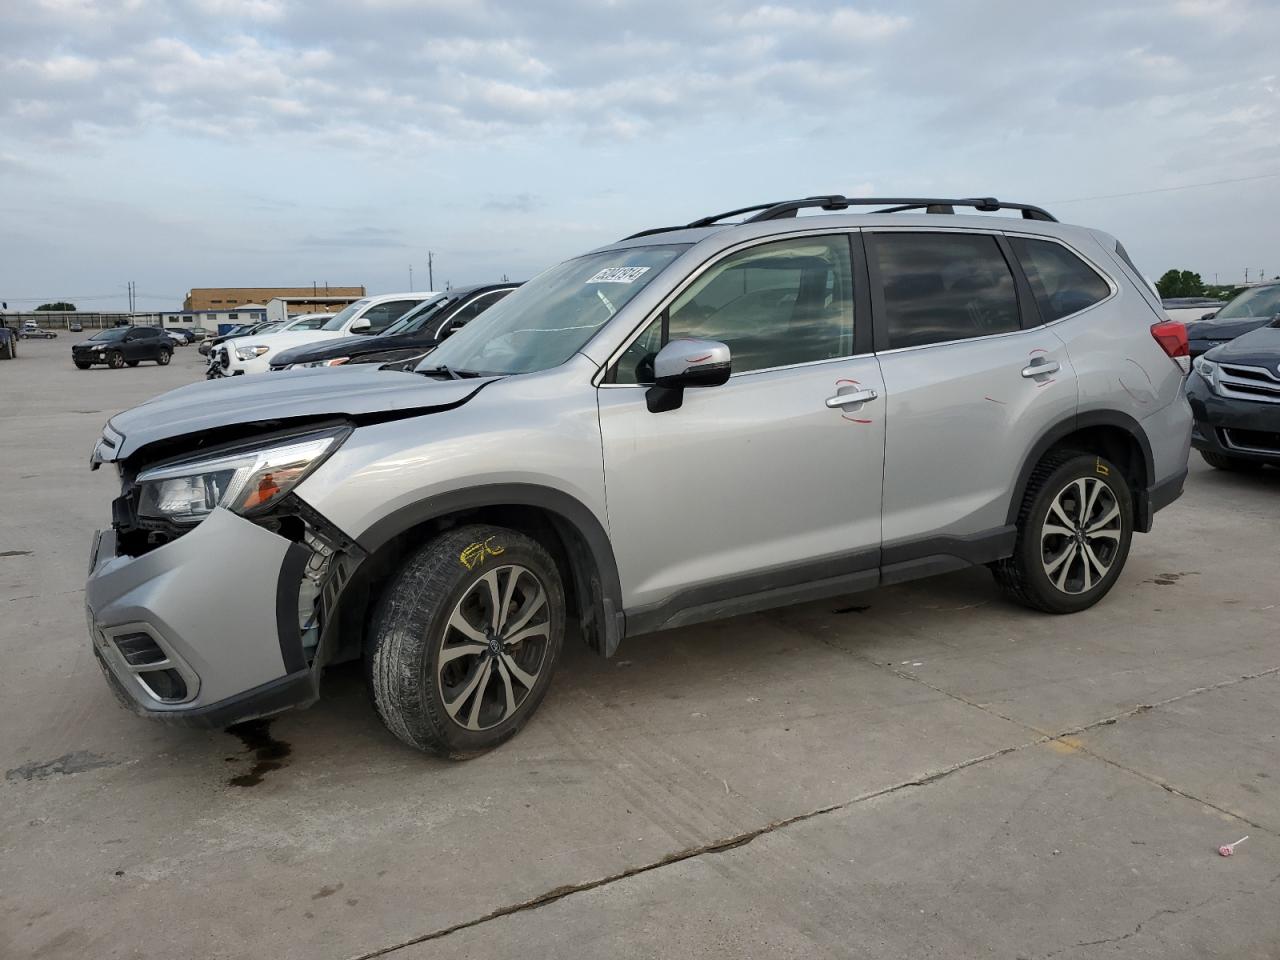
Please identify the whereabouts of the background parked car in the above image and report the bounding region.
[198,319,285,356]
[270,283,520,370]
[0,321,17,359]
[69,320,83,332]
[1185,280,1280,357]
[1188,318,1280,471]
[20,323,58,340]
[1162,297,1226,323]
[72,326,173,369]
[204,313,334,377]
[211,295,434,377]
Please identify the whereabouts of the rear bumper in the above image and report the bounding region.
[85,509,318,728]
[1186,374,1280,463]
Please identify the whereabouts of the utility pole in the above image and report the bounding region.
[428,251,434,290]
[409,265,414,289]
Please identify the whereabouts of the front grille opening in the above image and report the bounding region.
[1224,428,1280,453]
[137,668,188,702]
[114,632,166,667]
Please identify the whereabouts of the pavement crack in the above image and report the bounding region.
[343,741,1041,959]
[1041,893,1218,958]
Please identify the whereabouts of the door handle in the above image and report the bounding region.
[1020,360,1060,378]
[826,388,878,408]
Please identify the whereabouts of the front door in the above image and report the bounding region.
[597,233,885,624]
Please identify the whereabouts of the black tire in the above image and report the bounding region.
[156,349,171,366]
[107,350,125,369]
[992,451,1134,614]
[74,361,91,370]
[126,359,140,367]
[369,523,566,758]
[1200,450,1262,472]
[0,341,12,360]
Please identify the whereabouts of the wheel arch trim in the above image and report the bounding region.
[1007,410,1156,529]
[355,484,625,655]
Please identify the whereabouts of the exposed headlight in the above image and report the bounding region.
[135,427,348,525]
[1192,356,1220,394]
[235,344,271,361]
[297,357,350,368]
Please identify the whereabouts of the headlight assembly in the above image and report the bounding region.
[235,344,271,361]
[1192,356,1220,394]
[298,357,350,368]
[135,427,348,525]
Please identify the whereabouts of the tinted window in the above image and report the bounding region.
[874,233,1019,349]
[360,300,420,334]
[614,236,855,383]
[1010,237,1110,322]
[442,290,512,332]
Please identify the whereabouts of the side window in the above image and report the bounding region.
[1009,237,1111,322]
[361,300,419,333]
[613,236,854,383]
[873,233,1020,349]
[444,290,511,333]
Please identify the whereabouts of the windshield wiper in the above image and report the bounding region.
[420,363,485,380]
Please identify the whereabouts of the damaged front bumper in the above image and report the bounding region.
[86,506,348,728]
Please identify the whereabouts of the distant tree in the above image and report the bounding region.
[1155,270,1205,299]
[35,302,76,312]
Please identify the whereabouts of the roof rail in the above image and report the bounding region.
[621,194,1057,241]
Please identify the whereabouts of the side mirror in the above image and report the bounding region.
[1200,311,1218,321]
[350,317,372,333]
[646,338,731,413]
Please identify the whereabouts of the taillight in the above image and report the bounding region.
[1150,320,1190,373]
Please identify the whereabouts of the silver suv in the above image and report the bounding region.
[86,196,1193,758]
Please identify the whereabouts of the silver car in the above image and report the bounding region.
[85,196,1193,757]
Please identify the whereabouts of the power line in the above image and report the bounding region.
[1052,171,1280,205]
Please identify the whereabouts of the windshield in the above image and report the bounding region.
[90,328,128,341]
[419,246,687,375]
[382,295,447,336]
[1217,285,1280,320]
[321,299,371,331]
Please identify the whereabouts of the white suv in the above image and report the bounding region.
[211,294,436,377]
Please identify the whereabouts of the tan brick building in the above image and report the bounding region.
[183,286,365,312]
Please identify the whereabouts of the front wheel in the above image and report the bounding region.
[156,349,171,366]
[107,350,125,369]
[74,361,91,370]
[1200,450,1263,472]
[369,524,566,758]
[992,451,1133,614]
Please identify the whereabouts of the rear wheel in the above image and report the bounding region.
[992,451,1133,614]
[1200,450,1263,472]
[156,349,171,366]
[369,524,565,758]
[107,350,125,369]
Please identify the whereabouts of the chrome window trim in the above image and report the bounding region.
[593,226,867,387]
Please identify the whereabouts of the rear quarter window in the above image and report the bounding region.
[1009,237,1111,322]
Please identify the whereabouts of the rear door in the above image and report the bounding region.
[866,229,1078,564]
[597,233,885,619]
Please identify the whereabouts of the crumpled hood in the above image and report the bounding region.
[1204,323,1280,366]
[95,367,497,462]
[1186,315,1272,342]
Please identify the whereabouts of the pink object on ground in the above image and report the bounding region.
[1218,836,1249,857]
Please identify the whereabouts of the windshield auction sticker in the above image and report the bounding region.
[586,266,650,284]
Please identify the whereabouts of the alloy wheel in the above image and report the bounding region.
[436,564,551,731]
[1040,477,1123,595]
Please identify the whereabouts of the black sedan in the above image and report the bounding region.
[72,326,173,369]
[1187,320,1280,471]
[269,283,519,371]
[1185,280,1280,358]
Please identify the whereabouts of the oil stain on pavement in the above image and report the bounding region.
[225,719,291,787]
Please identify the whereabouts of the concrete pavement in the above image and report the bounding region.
[1,338,1277,959]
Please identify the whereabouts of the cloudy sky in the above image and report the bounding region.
[2,0,1277,310]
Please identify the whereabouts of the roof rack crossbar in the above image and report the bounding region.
[745,196,1056,223]
[621,195,1056,242]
